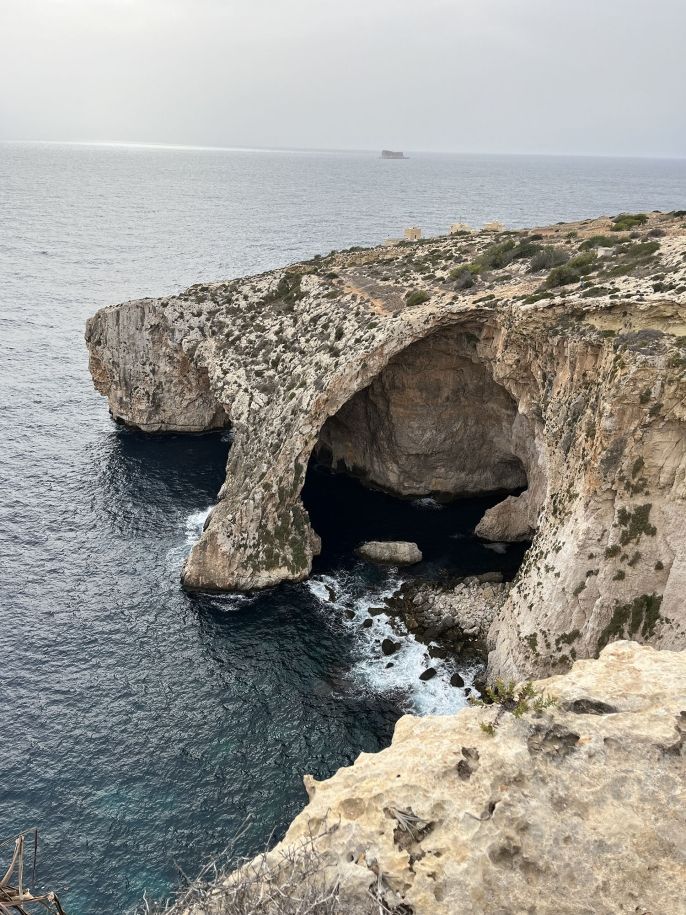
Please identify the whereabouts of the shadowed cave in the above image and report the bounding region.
[305,326,540,564]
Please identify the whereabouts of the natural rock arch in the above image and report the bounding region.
[86,215,686,678]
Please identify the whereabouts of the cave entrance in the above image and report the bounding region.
[301,325,535,580]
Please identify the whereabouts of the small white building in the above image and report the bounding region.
[483,220,505,232]
[404,226,423,241]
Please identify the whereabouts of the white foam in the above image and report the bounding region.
[185,506,213,545]
[307,567,477,716]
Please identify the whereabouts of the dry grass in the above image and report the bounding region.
[137,823,394,915]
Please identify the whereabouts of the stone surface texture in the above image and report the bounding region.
[86,213,686,678]
[179,642,686,915]
[389,575,511,647]
[356,541,423,565]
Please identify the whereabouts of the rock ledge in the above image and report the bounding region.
[179,642,685,915]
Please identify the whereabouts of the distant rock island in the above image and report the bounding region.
[381,149,408,159]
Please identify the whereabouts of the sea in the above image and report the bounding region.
[1,141,684,913]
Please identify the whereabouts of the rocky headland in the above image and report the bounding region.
[87,213,686,913]
[87,210,686,681]
[164,642,686,915]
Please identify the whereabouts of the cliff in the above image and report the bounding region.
[165,642,686,915]
[85,211,686,680]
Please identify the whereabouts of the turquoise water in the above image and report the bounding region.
[1,142,684,913]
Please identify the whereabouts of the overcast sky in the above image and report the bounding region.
[1,0,684,158]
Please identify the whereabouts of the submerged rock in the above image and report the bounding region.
[355,540,422,565]
[192,642,686,915]
[418,666,437,681]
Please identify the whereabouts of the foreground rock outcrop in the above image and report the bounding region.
[169,642,686,915]
[86,212,686,678]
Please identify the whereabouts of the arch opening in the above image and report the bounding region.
[315,326,528,500]
[303,325,541,575]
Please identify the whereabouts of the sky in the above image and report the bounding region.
[0,0,684,158]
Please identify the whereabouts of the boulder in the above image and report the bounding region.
[418,667,437,681]
[475,492,535,542]
[355,540,423,565]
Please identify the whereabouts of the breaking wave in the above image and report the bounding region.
[307,566,478,716]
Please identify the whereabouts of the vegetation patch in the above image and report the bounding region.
[405,289,431,307]
[617,503,656,545]
[529,246,570,272]
[597,593,663,651]
[471,679,557,735]
[580,235,620,250]
[544,251,597,288]
[610,213,648,232]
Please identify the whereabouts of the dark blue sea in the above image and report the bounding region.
[1,142,684,914]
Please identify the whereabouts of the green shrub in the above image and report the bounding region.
[478,239,516,270]
[449,263,480,279]
[510,239,543,260]
[611,213,648,232]
[452,269,475,290]
[405,289,430,307]
[580,235,619,250]
[544,250,597,288]
[620,240,660,260]
[529,246,570,272]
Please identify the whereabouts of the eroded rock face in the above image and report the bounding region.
[85,298,228,432]
[194,642,685,915]
[475,491,536,541]
[86,213,686,677]
[317,329,527,497]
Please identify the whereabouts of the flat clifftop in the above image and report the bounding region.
[164,642,686,915]
[86,211,686,680]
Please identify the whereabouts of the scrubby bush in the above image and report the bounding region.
[510,239,543,260]
[452,268,475,290]
[449,262,480,279]
[141,828,379,915]
[544,250,597,288]
[621,240,660,259]
[580,235,619,250]
[529,246,570,272]
[478,239,516,270]
[405,289,430,307]
[611,213,648,232]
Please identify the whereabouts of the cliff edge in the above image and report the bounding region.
[166,642,686,915]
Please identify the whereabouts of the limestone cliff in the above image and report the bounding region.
[168,642,686,915]
[86,212,686,679]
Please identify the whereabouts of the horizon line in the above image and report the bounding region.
[1,138,685,162]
